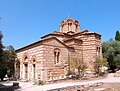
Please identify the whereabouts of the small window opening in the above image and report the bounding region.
[96,47,100,56]
[54,49,60,64]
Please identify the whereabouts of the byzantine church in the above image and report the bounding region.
[15,17,102,81]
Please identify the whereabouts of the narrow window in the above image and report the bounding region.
[96,47,100,56]
[24,55,28,62]
[96,47,99,55]
[54,49,60,64]
[54,51,56,64]
[57,52,60,63]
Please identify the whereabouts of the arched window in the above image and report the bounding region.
[24,56,28,62]
[54,48,60,64]
[96,47,100,56]
[68,23,72,31]
[23,53,29,63]
[33,59,35,63]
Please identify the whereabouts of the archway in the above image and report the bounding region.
[24,55,28,79]
[33,64,36,79]
[24,63,28,79]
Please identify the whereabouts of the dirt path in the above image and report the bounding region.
[2,73,120,91]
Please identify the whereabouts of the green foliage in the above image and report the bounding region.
[0,31,3,45]
[0,66,7,81]
[33,80,44,85]
[113,54,120,68]
[4,45,16,78]
[0,31,16,80]
[70,58,78,69]
[70,58,88,77]
[102,39,120,71]
[115,30,120,41]
[0,31,7,81]
[94,56,108,76]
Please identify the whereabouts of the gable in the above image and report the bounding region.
[64,38,82,46]
[42,37,68,48]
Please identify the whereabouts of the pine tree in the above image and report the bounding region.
[115,30,120,41]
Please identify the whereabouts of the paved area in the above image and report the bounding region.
[1,73,120,91]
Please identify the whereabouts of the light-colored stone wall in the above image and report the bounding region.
[16,33,102,81]
[60,18,80,33]
[16,38,69,81]
[79,34,101,72]
[63,33,102,73]
[41,39,69,81]
[95,34,102,57]
[16,43,44,80]
[65,40,83,60]
[16,18,102,82]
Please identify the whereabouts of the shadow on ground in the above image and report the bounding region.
[0,81,20,91]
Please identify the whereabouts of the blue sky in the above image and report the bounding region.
[0,0,120,49]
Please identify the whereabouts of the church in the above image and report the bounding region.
[15,17,102,82]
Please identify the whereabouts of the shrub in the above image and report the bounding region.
[0,67,7,81]
[33,80,44,85]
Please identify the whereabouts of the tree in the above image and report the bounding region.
[102,39,120,72]
[115,30,120,41]
[4,45,16,78]
[0,31,3,55]
[94,56,107,76]
[0,31,3,45]
[0,31,16,80]
[0,31,7,81]
[70,58,88,77]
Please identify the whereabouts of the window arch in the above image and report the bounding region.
[31,55,36,64]
[24,55,28,62]
[54,48,60,64]
[24,56,28,60]
[23,52,29,63]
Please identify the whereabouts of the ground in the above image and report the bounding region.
[1,73,120,91]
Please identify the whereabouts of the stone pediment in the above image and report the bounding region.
[42,37,70,48]
[16,37,71,52]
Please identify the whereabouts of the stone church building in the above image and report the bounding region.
[15,17,102,81]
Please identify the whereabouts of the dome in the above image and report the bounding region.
[60,17,80,33]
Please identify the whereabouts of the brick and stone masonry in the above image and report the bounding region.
[15,17,102,82]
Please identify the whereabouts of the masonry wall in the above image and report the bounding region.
[16,43,45,80]
[64,40,83,59]
[78,34,98,73]
[95,34,102,57]
[42,39,69,81]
